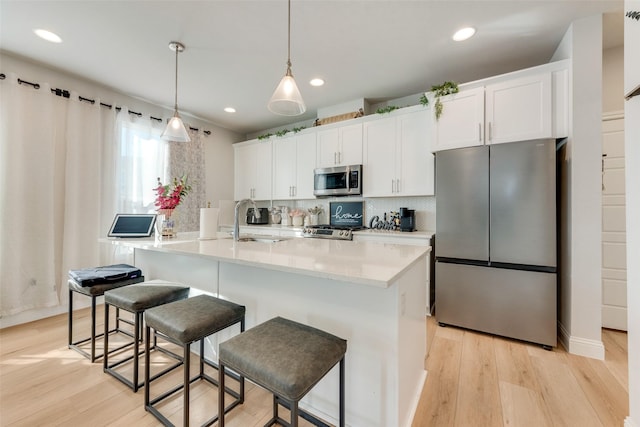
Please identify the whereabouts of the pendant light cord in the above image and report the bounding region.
[287,0,291,69]
[174,45,179,111]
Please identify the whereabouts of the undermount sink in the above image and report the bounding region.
[236,236,289,243]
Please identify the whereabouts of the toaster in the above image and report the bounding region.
[246,208,269,225]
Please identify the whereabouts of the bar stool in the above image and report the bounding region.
[218,316,347,427]
[68,266,144,362]
[144,294,246,427]
[103,281,190,392]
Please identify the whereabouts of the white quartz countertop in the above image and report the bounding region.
[103,232,430,288]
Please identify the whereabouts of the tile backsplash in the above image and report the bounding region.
[261,196,436,231]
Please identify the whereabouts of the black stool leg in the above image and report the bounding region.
[184,342,190,427]
[291,400,299,427]
[144,325,151,409]
[340,357,345,427]
[68,288,73,349]
[103,302,110,371]
[133,311,141,392]
[219,362,225,427]
[90,295,97,362]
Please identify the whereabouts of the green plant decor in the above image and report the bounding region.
[292,126,306,133]
[275,129,290,137]
[419,94,429,106]
[626,10,640,20]
[376,105,400,114]
[257,133,273,140]
[431,81,459,120]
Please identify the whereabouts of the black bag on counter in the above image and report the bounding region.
[68,264,143,287]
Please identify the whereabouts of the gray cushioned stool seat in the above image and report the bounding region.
[103,282,190,392]
[104,284,191,312]
[143,294,246,427]
[218,317,347,427]
[68,275,144,362]
[145,294,245,344]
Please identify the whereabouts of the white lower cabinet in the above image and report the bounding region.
[363,106,434,197]
[272,132,317,200]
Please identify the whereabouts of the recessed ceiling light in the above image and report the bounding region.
[452,27,476,42]
[34,29,62,43]
[310,78,325,87]
[224,107,236,113]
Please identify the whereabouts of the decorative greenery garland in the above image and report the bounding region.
[431,81,459,120]
[257,125,307,140]
[376,105,400,114]
[626,10,640,20]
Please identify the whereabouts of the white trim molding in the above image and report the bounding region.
[603,110,625,121]
[558,322,606,359]
[625,416,639,427]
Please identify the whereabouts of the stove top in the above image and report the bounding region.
[302,224,367,240]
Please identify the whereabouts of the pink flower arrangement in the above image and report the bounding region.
[154,175,192,210]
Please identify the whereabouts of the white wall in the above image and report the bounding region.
[552,16,605,358]
[603,46,625,113]
[624,2,639,426]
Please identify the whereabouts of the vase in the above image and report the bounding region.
[156,209,176,238]
[292,215,304,227]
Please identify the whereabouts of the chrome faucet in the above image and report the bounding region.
[233,199,260,241]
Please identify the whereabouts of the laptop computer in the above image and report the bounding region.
[107,214,156,238]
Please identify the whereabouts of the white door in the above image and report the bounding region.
[601,115,627,331]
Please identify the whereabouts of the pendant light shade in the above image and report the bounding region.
[161,41,191,142]
[268,0,306,116]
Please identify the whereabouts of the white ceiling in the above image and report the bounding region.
[0,0,624,135]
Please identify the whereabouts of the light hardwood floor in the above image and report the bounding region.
[0,309,629,426]
[412,317,629,427]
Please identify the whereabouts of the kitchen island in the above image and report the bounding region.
[103,233,430,427]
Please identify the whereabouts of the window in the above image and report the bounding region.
[116,121,168,214]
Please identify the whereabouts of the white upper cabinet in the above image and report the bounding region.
[432,65,567,152]
[317,122,363,167]
[272,132,317,200]
[485,73,552,145]
[364,106,434,197]
[432,87,485,151]
[234,140,272,201]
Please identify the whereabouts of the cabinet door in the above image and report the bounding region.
[253,141,272,200]
[295,133,317,199]
[272,136,297,200]
[398,109,434,196]
[432,87,485,151]
[234,143,254,200]
[485,73,552,144]
[339,123,363,165]
[363,116,397,197]
[316,127,340,168]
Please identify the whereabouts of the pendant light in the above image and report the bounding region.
[268,0,306,116]
[161,41,191,142]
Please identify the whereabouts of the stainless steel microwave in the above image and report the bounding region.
[313,165,362,197]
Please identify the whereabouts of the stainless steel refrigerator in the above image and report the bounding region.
[435,139,557,348]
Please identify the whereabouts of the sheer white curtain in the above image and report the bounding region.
[111,109,167,215]
[0,75,112,315]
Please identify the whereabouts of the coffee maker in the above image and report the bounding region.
[399,208,415,232]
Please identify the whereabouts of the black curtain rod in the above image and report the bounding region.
[0,72,211,135]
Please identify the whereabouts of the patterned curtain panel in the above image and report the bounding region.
[167,129,206,232]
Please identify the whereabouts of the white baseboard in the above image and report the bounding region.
[558,322,605,360]
[625,416,639,427]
